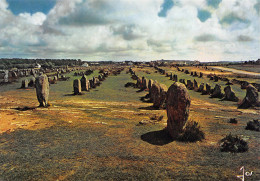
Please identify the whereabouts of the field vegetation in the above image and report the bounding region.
[0,65,259,180]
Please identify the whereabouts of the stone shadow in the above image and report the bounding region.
[141,129,174,146]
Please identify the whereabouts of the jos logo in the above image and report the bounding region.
[237,166,253,181]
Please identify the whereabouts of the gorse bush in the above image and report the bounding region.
[219,134,248,153]
[245,120,260,132]
[177,121,205,142]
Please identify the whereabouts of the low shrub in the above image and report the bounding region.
[219,134,248,153]
[229,118,238,124]
[177,121,205,142]
[245,120,260,131]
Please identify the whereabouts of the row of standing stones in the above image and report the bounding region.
[18,67,95,107]
[154,66,260,109]
[73,68,125,95]
[19,67,90,89]
[129,68,191,139]
[32,67,124,106]
[130,67,258,150]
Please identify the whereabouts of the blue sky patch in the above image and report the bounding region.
[158,0,174,17]
[6,0,56,15]
[207,0,222,8]
[197,9,211,22]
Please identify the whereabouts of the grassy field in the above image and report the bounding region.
[227,64,260,73]
[0,67,259,180]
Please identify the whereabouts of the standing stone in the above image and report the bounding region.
[159,84,168,109]
[173,75,178,82]
[98,75,103,81]
[35,75,49,107]
[238,84,259,109]
[73,79,81,95]
[21,79,29,88]
[28,77,36,87]
[197,83,204,92]
[148,79,154,96]
[136,77,142,89]
[150,81,160,103]
[11,71,17,78]
[89,79,94,88]
[169,73,173,80]
[194,79,198,91]
[241,81,249,89]
[186,80,194,90]
[4,70,8,82]
[211,84,223,98]
[199,72,203,78]
[93,77,100,86]
[214,75,219,82]
[203,83,211,95]
[142,78,148,90]
[166,82,191,139]
[81,75,89,91]
[224,85,239,102]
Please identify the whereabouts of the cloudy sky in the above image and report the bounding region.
[0,0,259,61]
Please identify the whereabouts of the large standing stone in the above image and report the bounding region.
[166,82,191,139]
[238,84,259,109]
[35,75,49,107]
[73,79,81,95]
[223,85,239,102]
[158,84,168,109]
[211,84,223,98]
[150,81,160,103]
[81,75,89,91]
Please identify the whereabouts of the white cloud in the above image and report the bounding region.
[0,0,259,61]
[19,12,46,26]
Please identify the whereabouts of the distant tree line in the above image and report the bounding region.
[0,58,82,69]
[244,59,260,65]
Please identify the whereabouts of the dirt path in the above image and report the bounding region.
[213,66,260,78]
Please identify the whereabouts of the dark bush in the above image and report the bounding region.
[125,82,136,88]
[229,118,238,124]
[177,121,205,142]
[245,120,260,131]
[219,134,248,153]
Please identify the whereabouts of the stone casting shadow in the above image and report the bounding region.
[13,106,36,111]
[138,106,158,110]
[141,129,174,146]
[136,89,144,93]
[64,93,84,96]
